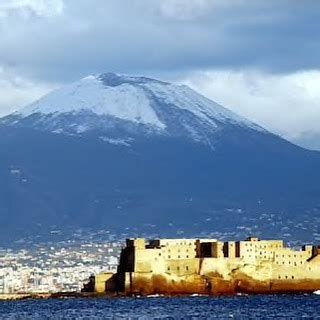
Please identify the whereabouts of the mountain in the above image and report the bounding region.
[2,73,264,146]
[1,73,320,243]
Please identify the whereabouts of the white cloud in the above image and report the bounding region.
[0,67,55,116]
[147,0,248,21]
[153,0,216,20]
[0,0,64,18]
[179,69,320,139]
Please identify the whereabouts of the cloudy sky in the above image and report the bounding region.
[1,0,320,147]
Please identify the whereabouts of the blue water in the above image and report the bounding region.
[0,295,319,319]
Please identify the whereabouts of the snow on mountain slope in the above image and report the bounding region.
[2,73,265,144]
[142,80,257,129]
[19,75,165,129]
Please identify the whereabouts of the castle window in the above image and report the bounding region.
[168,255,171,259]
[186,255,189,258]
[278,276,281,279]
[159,253,161,256]
[178,255,181,258]
[186,266,189,271]
[285,275,288,279]
[167,266,170,271]
[177,266,180,271]
[292,276,294,279]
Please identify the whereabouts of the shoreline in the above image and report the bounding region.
[1,291,319,301]
[0,292,101,301]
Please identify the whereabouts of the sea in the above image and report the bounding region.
[0,295,319,319]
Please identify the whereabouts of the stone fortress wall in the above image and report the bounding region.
[94,237,320,295]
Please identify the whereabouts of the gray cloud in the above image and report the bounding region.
[0,0,320,82]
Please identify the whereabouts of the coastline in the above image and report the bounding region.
[1,289,320,301]
[0,292,102,301]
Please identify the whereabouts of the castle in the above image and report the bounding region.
[90,237,320,295]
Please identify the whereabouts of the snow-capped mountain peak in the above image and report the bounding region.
[19,73,166,129]
[2,72,264,144]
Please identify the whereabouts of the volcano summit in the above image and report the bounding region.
[3,72,263,147]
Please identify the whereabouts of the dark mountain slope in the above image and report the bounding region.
[0,124,319,241]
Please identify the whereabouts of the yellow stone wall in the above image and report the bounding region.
[238,239,284,262]
[126,237,320,284]
[94,272,114,293]
[134,239,199,275]
[213,241,224,258]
